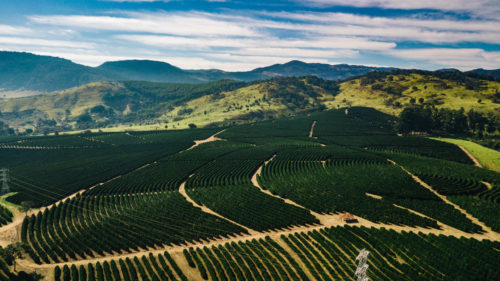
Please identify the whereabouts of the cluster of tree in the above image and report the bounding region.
[0,120,14,136]
[356,69,496,91]
[397,105,499,136]
[0,243,42,281]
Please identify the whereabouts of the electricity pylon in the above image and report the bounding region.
[355,248,370,281]
[0,168,9,195]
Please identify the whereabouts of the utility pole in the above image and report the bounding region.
[0,168,9,195]
[355,248,370,281]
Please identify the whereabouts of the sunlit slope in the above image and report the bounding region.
[336,73,500,115]
[163,77,337,128]
[1,71,499,131]
[0,82,122,119]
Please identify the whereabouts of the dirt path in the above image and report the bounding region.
[178,175,259,235]
[481,181,493,190]
[457,145,483,168]
[309,121,316,138]
[389,159,500,241]
[13,157,500,278]
[185,129,226,151]
[0,160,156,248]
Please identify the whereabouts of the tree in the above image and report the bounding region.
[396,106,432,133]
[5,243,25,271]
[188,123,197,129]
[20,201,34,216]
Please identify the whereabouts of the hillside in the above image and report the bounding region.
[0,77,338,132]
[0,51,393,95]
[0,52,114,95]
[1,70,499,134]
[336,70,500,115]
[469,68,500,79]
[97,60,204,83]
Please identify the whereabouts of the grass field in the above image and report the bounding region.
[432,137,500,172]
[336,73,500,115]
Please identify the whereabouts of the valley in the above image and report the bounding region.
[0,108,499,281]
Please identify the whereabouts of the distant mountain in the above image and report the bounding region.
[0,51,396,95]
[97,60,202,83]
[233,60,396,81]
[0,51,113,93]
[468,68,500,79]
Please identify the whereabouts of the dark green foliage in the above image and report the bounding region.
[78,265,86,281]
[95,262,104,281]
[88,264,95,281]
[70,265,78,281]
[451,196,500,232]
[183,249,195,268]
[189,248,208,280]
[54,266,61,281]
[396,106,498,135]
[1,128,217,207]
[0,205,12,227]
[188,185,318,231]
[62,265,71,281]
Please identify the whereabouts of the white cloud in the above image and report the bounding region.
[299,0,500,19]
[0,36,94,49]
[300,0,495,12]
[389,48,500,70]
[0,24,32,35]
[30,12,259,37]
[117,34,396,51]
[263,11,500,32]
[14,9,500,71]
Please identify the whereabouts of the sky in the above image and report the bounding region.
[0,0,499,71]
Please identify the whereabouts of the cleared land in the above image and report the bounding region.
[0,107,499,281]
[432,137,500,172]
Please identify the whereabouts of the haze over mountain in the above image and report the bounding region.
[0,51,398,95]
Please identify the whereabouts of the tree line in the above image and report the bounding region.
[397,105,499,136]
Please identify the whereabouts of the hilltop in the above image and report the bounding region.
[0,51,394,95]
[0,69,499,134]
[336,70,500,115]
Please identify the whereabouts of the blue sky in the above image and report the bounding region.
[0,0,499,71]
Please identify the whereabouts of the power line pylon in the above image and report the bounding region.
[355,248,370,281]
[0,168,9,195]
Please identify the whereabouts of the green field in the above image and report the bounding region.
[0,107,499,281]
[432,138,500,172]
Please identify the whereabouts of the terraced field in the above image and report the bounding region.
[0,107,499,280]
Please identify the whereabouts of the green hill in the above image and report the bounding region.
[0,70,499,134]
[335,70,500,115]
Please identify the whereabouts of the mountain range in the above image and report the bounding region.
[1,51,399,95]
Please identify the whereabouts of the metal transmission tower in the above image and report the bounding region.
[0,168,9,195]
[355,248,370,281]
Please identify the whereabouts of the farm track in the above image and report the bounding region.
[456,144,482,168]
[14,157,500,278]
[309,121,316,138]
[388,159,500,242]
[185,129,226,151]
[178,175,259,235]
[0,130,223,248]
[0,160,158,248]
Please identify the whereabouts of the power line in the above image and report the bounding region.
[355,248,370,281]
[0,168,8,195]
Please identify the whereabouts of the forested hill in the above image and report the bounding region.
[0,51,393,95]
[0,69,499,135]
